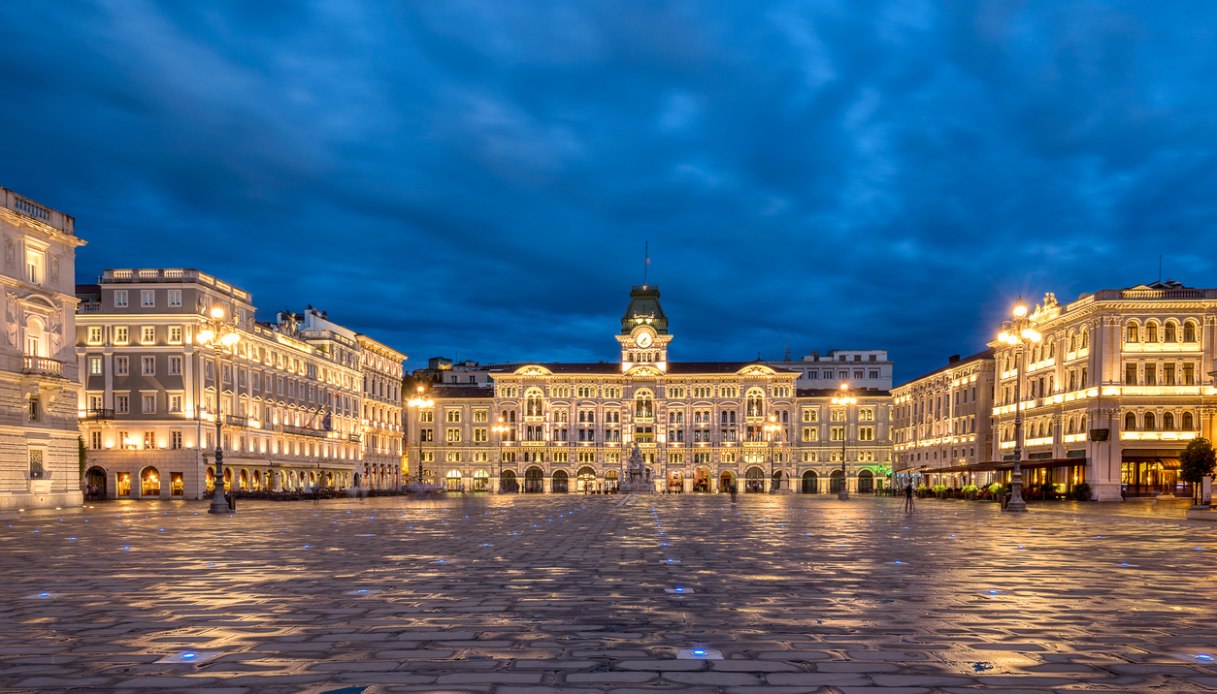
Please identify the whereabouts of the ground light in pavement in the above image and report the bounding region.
[1,494,1216,690]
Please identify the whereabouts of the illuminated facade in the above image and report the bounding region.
[75,270,404,500]
[772,349,893,390]
[989,284,1217,501]
[0,188,86,511]
[417,285,893,494]
[356,333,407,489]
[892,349,995,483]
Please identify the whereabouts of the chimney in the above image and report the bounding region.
[948,354,960,364]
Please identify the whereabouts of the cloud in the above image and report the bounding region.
[1,0,1215,380]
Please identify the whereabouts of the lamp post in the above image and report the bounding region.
[764,414,781,493]
[196,305,241,515]
[407,385,433,487]
[493,415,510,492]
[832,383,857,500]
[998,300,1041,513]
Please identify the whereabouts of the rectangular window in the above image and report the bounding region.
[141,326,155,344]
[473,428,488,442]
[89,356,103,375]
[28,395,40,421]
[141,356,155,375]
[168,289,182,307]
[140,290,155,307]
[115,356,129,376]
[171,431,182,450]
[169,394,183,413]
[859,426,875,441]
[114,326,129,344]
[141,393,156,413]
[801,427,818,442]
[168,326,183,344]
[28,448,44,478]
[90,431,102,449]
[26,249,44,285]
[115,394,130,414]
[144,431,155,449]
[1165,363,1176,386]
[87,326,103,344]
[1125,364,1137,385]
[114,290,128,308]
[830,426,845,442]
[1145,364,1157,386]
[1184,363,1196,385]
[168,355,182,375]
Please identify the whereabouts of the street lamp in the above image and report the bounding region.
[493,415,511,492]
[998,300,1041,513]
[197,305,241,515]
[832,383,857,500]
[407,385,434,487]
[764,414,782,493]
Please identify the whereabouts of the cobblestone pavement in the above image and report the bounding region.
[3,494,1217,693]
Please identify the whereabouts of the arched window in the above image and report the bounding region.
[745,389,765,418]
[23,315,46,357]
[1144,412,1156,431]
[1165,322,1177,343]
[1124,412,1137,431]
[1126,322,1139,343]
[1068,333,1076,352]
[524,389,544,418]
[1049,341,1056,358]
[1146,322,1158,343]
[1163,412,1175,430]
[634,391,654,419]
[1184,321,1198,343]
[1182,411,1196,431]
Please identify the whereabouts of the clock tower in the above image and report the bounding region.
[617,284,672,372]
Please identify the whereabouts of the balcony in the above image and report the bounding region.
[282,424,328,438]
[348,434,362,443]
[83,408,115,420]
[224,414,247,427]
[22,356,63,377]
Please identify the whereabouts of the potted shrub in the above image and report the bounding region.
[962,483,979,500]
[915,484,929,498]
[931,483,948,499]
[988,482,1005,501]
[1071,482,1091,501]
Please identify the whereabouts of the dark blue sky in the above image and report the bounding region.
[3,1,1215,381]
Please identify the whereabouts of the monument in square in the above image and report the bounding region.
[619,444,654,493]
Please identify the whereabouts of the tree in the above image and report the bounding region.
[1180,437,1216,505]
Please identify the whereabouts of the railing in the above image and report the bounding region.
[100,268,250,301]
[224,414,247,427]
[83,408,115,420]
[2,188,74,234]
[22,356,63,377]
[283,424,328,438]
[77,302,103,314]
[348,434,362,443]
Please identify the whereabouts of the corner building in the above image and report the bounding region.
[419,286,893,494]
[0,188,86,511]
[989,284,1217,501]
[75,270,404,499]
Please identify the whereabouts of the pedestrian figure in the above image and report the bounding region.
[903,482,915,512]
[729,482,738,503]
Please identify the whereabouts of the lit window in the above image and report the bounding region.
[140,290,155,307]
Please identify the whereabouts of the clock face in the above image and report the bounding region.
[637,332,653,348]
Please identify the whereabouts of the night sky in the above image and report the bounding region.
[3,2,1215,382]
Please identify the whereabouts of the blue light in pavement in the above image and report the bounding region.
[180,652,197,661]
[38,592,50,598]
[1197,654,1214,662]
[692,648,706,656]
[673,586,685,593]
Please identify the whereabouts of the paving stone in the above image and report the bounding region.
[1,495,1213,692]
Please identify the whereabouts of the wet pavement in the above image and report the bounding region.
[2,493,1217,692]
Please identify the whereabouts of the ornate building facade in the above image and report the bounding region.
[415,285,893,494]
[989,284,1217,501]
[0,188,86,511]
[75,270,405,500]
[891,349,995,486]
